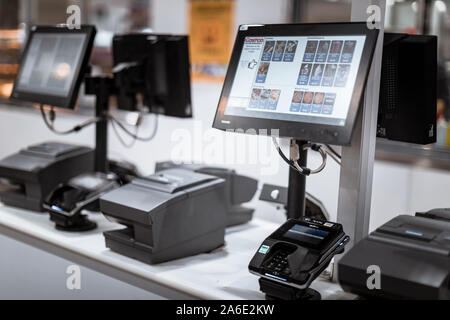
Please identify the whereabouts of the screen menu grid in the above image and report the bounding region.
[251,39,356,116]
[224,34,366,127]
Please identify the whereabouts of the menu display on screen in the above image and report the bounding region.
[224,35,366,127]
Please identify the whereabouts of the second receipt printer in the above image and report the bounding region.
[155,161,258,226]
[0,142,94,211]
[338,215,450,299]
[100,169,228,264]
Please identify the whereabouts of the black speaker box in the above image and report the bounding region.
[377,33,437,145]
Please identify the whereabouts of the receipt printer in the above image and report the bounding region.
[416,208,450,222]
[100,169,228,264]
[155,161,258,227]
[249,218,349,300]
[0,142,94,212]
[338,215,450,300]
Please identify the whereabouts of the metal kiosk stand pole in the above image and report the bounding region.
[336,0,386,250]
[84,76,117,174]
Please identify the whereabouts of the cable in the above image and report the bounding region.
[109,113,158,141]
[325,144,341,160]
[110,116,138,148]
[323,144,342,165]
[325,149,341,165]
[294,142,327,174]
[40,104,100,135]
[273,137,301,172]
[272,137,327,176]
[108,113,159,142]
[40,103,157,144]
[110,109,142,148]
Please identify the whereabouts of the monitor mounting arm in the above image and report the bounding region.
[84,76,117,173]
[287,139,308,219]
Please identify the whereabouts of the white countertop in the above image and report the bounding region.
[0,203,352,300]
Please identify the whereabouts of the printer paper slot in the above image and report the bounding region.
[132,170,215,194]
[378,224,440,242]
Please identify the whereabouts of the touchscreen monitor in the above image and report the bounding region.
[11,25,96,109]
[213,23,379,145]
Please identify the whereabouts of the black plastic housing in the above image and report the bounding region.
[112,33,192,118]
[377,33,437,145]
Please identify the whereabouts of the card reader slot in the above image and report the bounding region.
[370,234,450,256]
[132,177,210,194]
[133,171,214,194]
[377,224,439,242]
[0,178,24,194]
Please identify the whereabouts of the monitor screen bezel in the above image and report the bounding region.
[212,22,379,145]
[10,25,96,110]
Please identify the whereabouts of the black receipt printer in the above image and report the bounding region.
[100,168,228,264]
[0,142,94,212]
[155,161,258,227]
[249,218,349,299]
[338,215,450,300]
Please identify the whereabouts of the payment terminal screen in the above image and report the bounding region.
[283,224,330,247]
[15,33,86,97]
[225,35,366,126]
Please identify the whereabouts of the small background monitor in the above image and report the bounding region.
[213,23,379,145]
[10,25,96,109]
[112,33,192,118]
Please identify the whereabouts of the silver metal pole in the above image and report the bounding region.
[336,0,386,247]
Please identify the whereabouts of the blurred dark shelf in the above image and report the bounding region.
[376,138,450,171]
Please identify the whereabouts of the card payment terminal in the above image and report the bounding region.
[249,218,349,300]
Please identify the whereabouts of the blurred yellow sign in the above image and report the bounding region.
[189,0,235,81]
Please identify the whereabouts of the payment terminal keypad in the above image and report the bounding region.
[264,249,291,276]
